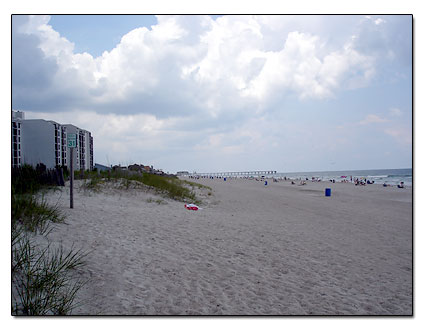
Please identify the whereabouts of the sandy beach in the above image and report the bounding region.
[38,177,412,315]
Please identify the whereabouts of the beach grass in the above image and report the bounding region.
[127,172,192,200]
[12,193,64,234]
[12,228,88,315]
[85,170,200,203]
[181,179,212,191]
[12,164,51,195]
[12,165,88,315]
[82,176,104,192]
[147,197,167,205]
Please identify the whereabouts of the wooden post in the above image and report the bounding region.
[70,147,74,209]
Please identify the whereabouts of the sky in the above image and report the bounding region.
[11,14,412,173]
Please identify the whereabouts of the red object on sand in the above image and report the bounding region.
[185,204,199,211]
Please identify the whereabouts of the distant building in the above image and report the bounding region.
[112,165,127,171]
[11,110,93,171]
[128,164,144,172]
[11,111,24,168]
[176,171,189,176]
[94,163,111,172]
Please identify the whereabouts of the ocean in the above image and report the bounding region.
[275,168,412,186]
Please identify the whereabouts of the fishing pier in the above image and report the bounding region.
[191,170,277,177]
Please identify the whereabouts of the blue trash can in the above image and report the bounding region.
[325,188,331,197]
[265,181,268,186]
[224,177,227,181]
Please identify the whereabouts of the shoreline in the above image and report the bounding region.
[183,167,413,187]
[183,175,413,190]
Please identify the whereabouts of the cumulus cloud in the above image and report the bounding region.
[13,15,381,117]
[354,15,411,69]
[13,15,412,171]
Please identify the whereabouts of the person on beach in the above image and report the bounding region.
[397,182,405,188]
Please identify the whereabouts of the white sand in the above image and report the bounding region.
[40,177,412,315]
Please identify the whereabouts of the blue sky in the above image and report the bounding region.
[12,14,412,173]
[48,15,159,57]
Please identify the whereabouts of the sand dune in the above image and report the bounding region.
[40,177,412,315]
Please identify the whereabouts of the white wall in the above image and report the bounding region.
[21,119,56,169]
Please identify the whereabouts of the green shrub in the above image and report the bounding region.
[12,164,65,195]
[12,165,42,195]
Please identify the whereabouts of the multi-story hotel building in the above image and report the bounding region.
[62,124,93,171]
[11,110,93,171]
[11,111,24,168]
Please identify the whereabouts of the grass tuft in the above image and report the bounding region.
[82,177,104,192]
[12,227,88,315]
[90,170,200,203]
[11,165,88,315]
[12,194,64,235]
[182,180,212,191]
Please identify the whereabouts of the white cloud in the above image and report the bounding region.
[25,109,198,165]
[384,127,412,145]
[12,15,412,172]
[354,15,411,69]
[364,16,386,26]
[359,114,388,125]
[389,107,403,117]
[374,18,386,25]
[13,15,378,116]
